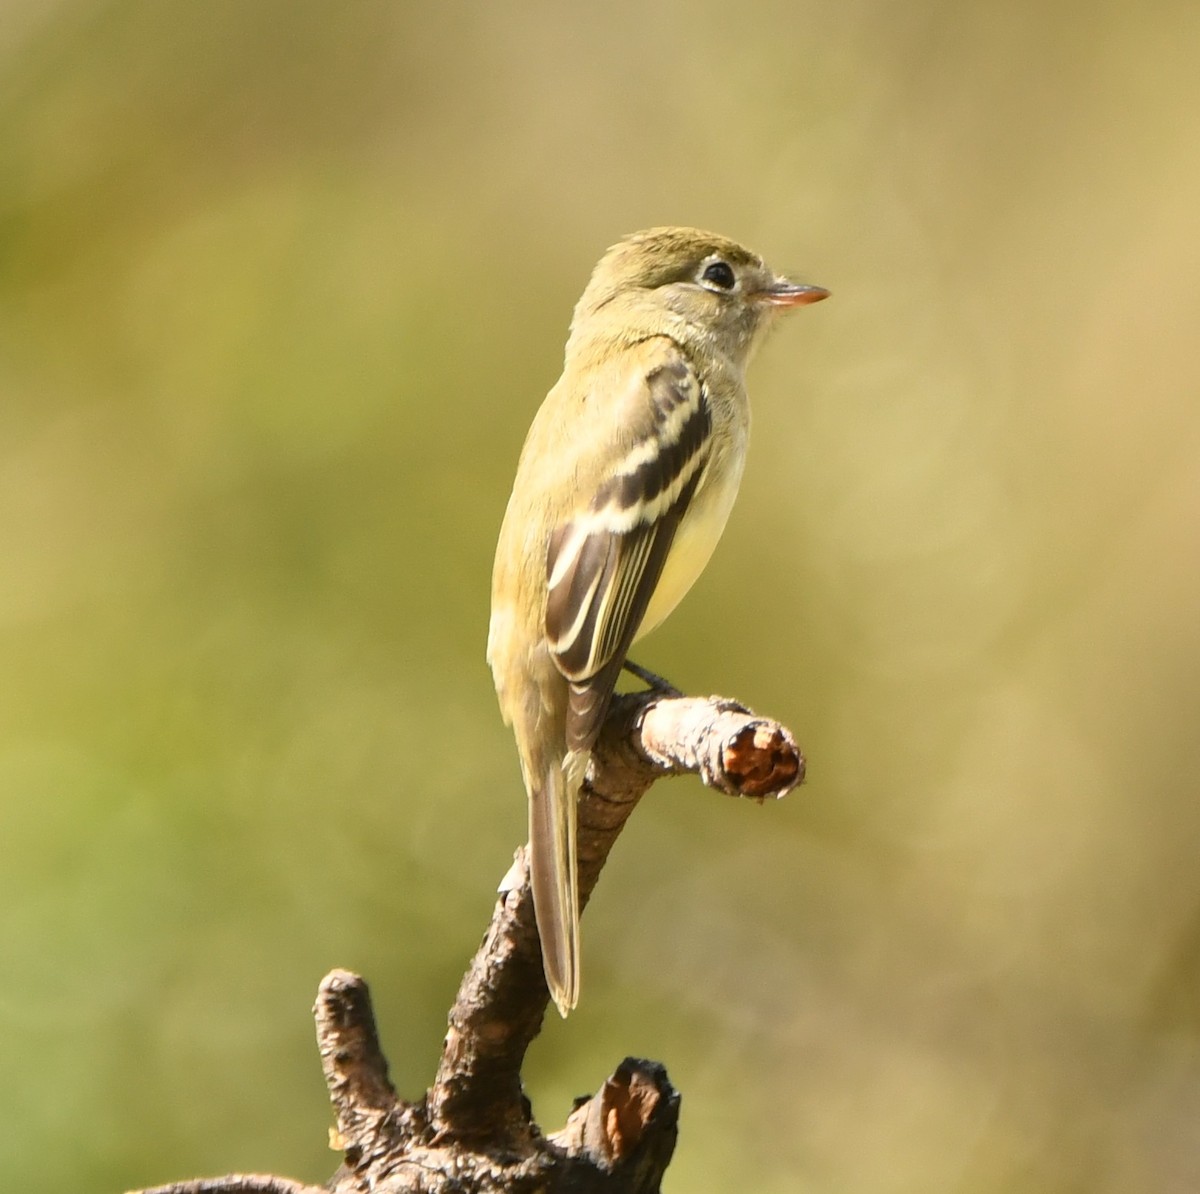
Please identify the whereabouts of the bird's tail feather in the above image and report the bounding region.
[528,750,585,1016]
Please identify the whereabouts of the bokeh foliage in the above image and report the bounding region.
[2,2,1199,1191]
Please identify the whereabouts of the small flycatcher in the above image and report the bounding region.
[488,227,828,1015]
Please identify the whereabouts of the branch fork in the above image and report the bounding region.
[130,690,803,1194]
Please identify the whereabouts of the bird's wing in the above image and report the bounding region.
[545,343,710,753]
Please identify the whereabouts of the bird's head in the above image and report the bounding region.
[569,226,828,365]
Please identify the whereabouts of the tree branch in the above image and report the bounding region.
[132,1179,326,1194]
[127,690,803,1194]
[428,690,803,1146]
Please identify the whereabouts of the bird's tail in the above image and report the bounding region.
[528,748,586,1016]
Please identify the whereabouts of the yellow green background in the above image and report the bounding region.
[3,3,1199,1191]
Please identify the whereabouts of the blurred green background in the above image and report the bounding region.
[3,2,1199,1191]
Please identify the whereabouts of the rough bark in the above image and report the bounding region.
[128,689,803,1194]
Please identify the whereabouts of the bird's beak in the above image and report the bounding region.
[757,278,831,308]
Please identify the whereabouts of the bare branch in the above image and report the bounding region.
[315,969,420,1169]
[129,1177,326,1194]
[630,695,805,798]
[127,689,802,1194]
[551,1057,680,1188]
[428,690,803,1143]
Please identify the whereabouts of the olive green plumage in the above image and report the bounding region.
[488,227,828,1014]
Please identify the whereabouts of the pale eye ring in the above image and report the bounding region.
[700,260,736,290]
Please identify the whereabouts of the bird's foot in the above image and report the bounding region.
[622,659,683,698]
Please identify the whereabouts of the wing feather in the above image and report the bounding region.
[544,352,710,752]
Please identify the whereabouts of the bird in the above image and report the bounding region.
[488,226,828,1015]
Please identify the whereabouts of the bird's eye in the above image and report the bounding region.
[700,260,736,290]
